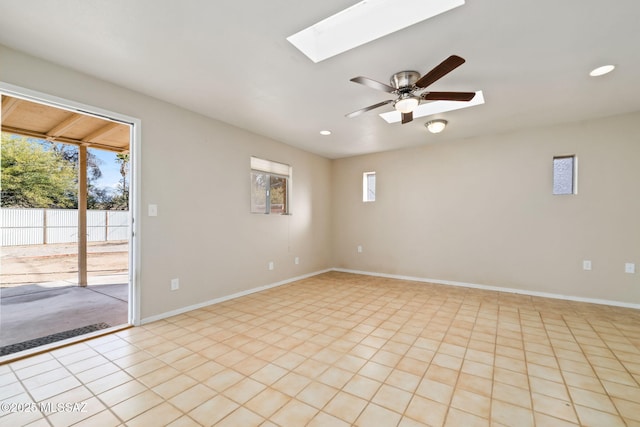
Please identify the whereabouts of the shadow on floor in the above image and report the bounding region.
[0,278,128,352]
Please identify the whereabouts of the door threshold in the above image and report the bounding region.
[0,324,132,365]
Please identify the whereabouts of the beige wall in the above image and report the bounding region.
[0,46,332,321]
[331,113,640,304]
[2,44,638,314]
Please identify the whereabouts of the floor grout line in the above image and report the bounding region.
[1,271,639,426]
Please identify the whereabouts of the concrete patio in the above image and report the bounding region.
[1,276,128,348]
[0,243,129,356]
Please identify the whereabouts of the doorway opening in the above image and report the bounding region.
[0,88,139,358]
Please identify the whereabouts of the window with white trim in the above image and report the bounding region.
[553,155,577,195]
[363,171,376,202]
[250,156,291,214]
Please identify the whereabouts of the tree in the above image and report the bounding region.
[53,143,103,183]
[111,153,129,210]
[87,185,114,210]
[50,143,112,210]
[1,134,78,208]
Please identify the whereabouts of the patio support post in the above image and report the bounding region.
[78,144,88,286]
[42,208,47,245]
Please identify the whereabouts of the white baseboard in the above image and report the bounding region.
[332,268,640,310]
[141,266,638,325]
[140,269,332,325]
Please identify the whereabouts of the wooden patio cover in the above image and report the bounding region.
[1,95,130,153]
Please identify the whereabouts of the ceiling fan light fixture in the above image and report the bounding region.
[394,96,420,114]
[426,119,448,133]
[380,91,484,123]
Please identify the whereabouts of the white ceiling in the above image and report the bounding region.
[1,0,638,159]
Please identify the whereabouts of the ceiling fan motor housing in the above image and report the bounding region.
[390,71,421,90]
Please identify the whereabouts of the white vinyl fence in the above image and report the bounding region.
[1,208,129,246]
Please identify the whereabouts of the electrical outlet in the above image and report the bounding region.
[582,260,592,271]
[357,245,363,253]
[148,204,158,216]
[170,278,179,290]
[268,261,274,270]
[294,257,300,265]
[625,263,635,274]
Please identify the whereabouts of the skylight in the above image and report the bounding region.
[379,91,485,123]
[287,0,465,63]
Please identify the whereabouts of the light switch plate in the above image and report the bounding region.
[148,204,158,216]
[582,260,592,271]
[625,263,635,274]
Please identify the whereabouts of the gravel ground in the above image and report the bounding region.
[1,241,128,258]
[1,242,129,287]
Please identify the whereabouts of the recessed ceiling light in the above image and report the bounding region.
[320,130,332,136]
[287,0,465,63]
[380,91,485,123]
[589,65,615,77]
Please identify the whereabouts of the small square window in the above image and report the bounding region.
[363,172,376,202]
[553,155,576,195]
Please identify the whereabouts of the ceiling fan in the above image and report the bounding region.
[346,55,476,124]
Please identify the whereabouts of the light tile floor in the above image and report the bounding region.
[1,271,639,426]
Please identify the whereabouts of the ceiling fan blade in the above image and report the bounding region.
[401,111,413,124]
[422,91,476,101]
[350,76,396,93]
[345,99,394,118]
[415,55,466,88]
